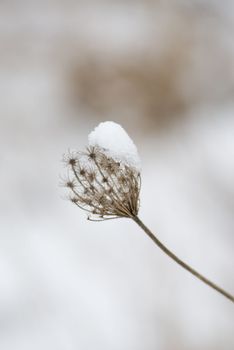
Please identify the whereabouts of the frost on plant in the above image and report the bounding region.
[63,122,141,221]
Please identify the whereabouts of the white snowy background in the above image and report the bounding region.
[0,1,234,349]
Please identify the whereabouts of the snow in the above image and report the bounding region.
[88,121,141,171]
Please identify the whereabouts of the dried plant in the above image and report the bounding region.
[62,146,234,303]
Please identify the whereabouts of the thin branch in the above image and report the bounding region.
[133,216,234,303]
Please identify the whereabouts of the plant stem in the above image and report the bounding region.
[133,216,234,303]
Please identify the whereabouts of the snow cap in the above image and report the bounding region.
[88,121,141,171]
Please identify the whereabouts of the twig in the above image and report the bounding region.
[133,216,234,303]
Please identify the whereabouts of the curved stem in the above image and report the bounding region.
[133,216,234,303]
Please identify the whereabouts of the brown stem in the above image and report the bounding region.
[133,216,234,303]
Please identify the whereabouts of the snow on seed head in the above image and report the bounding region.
[88,121,141,171]
[62,121,141,221]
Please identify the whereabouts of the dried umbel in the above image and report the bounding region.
[63,147,141,221]
[62,122,234,303]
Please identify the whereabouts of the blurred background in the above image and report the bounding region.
[0,0,234,349]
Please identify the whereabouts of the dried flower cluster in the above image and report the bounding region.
[61,130,234,302]
[63,147,141,221]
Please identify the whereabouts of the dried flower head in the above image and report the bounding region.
[61,122,234,303]
[63,146,141,221]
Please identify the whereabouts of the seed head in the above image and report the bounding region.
[63,147,141,221]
